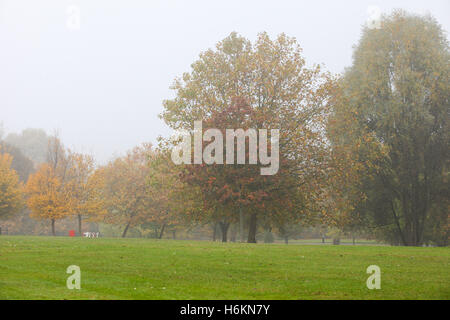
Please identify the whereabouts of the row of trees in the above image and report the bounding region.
[0,11,448,245]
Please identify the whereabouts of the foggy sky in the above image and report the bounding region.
[1,0,449,163]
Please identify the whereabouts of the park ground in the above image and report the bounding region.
[0,236,448,299]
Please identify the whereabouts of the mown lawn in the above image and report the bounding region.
[0,236,448,299]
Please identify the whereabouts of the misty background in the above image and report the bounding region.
[1,0,449,163]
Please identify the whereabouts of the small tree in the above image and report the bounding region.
[100,144,154,238]
[0,152,24,221]
[65,152,106,235]
[26,164,70,235]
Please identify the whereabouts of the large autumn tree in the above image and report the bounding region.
[328,11,449,246]
[161,32,335,242]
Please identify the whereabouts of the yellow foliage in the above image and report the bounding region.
[65,153,107,221]
[0,153,24,219]
[25,163,70,221]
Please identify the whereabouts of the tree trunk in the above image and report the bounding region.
[247,213,257,243]
[390,200,407,246]
[212,222,218,241]
[239,207,245,242]
[230,224,237,242]
[158,224,166,239]
[219,222,230,242]
[78,214,82,236]
[279,225,288,244]
[172,230,176,240]
[51,219,56,236]
[122,221,131,238]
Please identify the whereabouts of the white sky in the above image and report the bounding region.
[1,0,449,163]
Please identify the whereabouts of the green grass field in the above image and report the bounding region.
[0,236,448,300]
